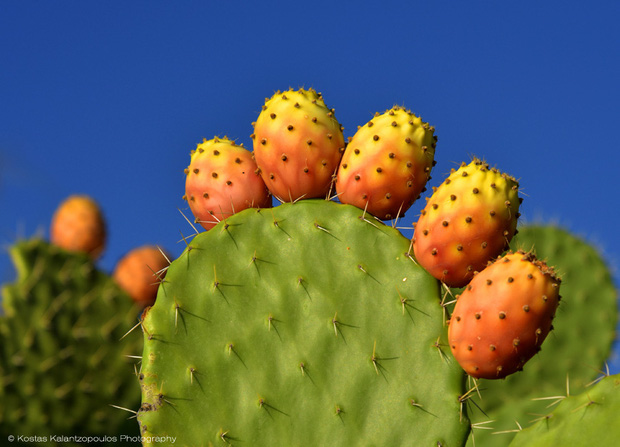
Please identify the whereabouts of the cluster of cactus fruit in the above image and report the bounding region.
[1,86,616,446]
[135,87,617,446]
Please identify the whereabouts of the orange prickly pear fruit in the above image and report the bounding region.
[113,245,170,307]
[50,194,106,259]
[184,137,272,230]
[252,88,345,202]
[448,251,561,379]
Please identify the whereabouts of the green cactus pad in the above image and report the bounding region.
[138,200,469,446]
[508,374,620,446]
[466,225,618,447]
[0,239,143,441]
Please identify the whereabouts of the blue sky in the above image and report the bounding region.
[1,2,619,369]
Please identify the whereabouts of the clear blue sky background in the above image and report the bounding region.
[1,2,618,370]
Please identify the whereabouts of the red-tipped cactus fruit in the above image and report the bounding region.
[448,250,561,379]
[184,137,271,230]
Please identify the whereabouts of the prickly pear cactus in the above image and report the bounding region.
[508,373,620,446]
[0,238,143,442]
[138,200,470,446]
[466,225,618,447]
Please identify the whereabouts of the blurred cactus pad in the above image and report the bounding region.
[138,199,470,446]
[0,238,143,443]
[508,373,620,446]
[466,225,618,447]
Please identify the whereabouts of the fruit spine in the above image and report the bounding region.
[336,106,436,220]
[251,88,345,202]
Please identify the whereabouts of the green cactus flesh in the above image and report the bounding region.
[0,238,143,441]
[508,373,620,446]
[138,199,469,446]
[465,225,618,447]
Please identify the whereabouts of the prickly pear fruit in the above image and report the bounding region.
[184,137,271,230]
[448,251,561,379]
[50,194,106,259]
[412,159,520,287]
[336,106,436,220]
[113,245,170,307]
[251,88,345,202]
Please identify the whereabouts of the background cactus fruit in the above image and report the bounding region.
[448,251,561,379]
[251,88,345,202]
[137,200,470,446]
[184,137,271,230]
[336,106,437,220]
[113,245,170,307]
[413,159,521,287]
[50,194,106,259]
